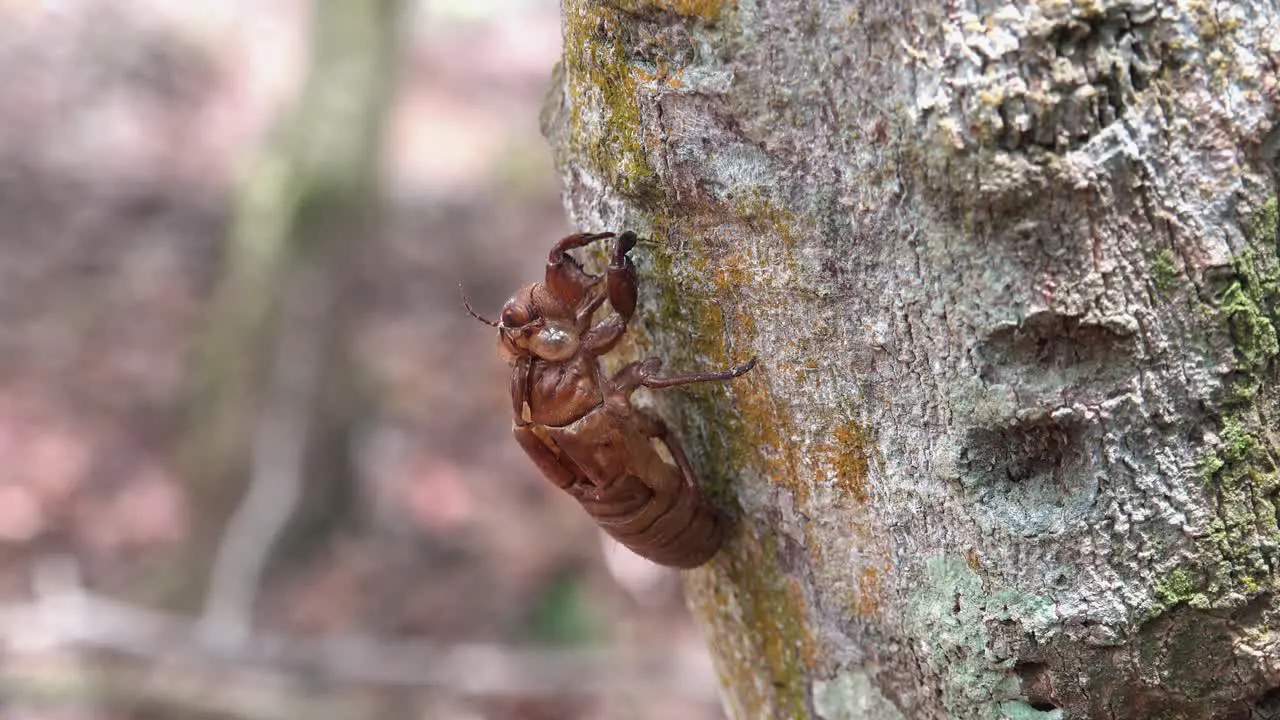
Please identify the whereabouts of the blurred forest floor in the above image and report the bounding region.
[0,1,722,718]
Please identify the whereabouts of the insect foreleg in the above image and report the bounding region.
[583,232,640,355]
[606,231,638,319]
[547,231,615,263]
[575,283,608,329]
[513,424,583,494]
[640,357,757,389]
[510,355,532,425]
[609,356,757,396]
[546,232,614,308]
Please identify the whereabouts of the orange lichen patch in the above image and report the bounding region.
[695,299,799,499]
[791,358,821,384]
[855,565,885,616]
[735,367,807,506]
[634,62,689,91]
[787,578,820,670]
[808,521,891,621]
[966,547,982,571]
[734,193,799,249]
[833,419,871,503]
[667,0,730,19]
[652,234,805,507]
[710,251,753,293]
[646,204,812,507]
[815,418,872,504]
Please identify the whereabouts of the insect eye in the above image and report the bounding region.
[501,305,532,327]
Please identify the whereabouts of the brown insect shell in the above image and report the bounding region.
[491,231,738,569]
[495,283,580,363]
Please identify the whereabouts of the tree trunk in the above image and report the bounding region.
[543,1,1280,718]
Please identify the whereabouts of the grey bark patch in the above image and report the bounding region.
[976,311,1138,391]
[959,413,1097,538]
[914,0,1163,156]
[983,596,1280,718]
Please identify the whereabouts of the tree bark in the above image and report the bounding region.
[543,1,1280,718]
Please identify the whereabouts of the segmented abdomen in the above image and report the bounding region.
[577,473,724,568]
[542,406,724,568]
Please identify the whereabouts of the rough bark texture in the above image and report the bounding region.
[543,0,1280,718]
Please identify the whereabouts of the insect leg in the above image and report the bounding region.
[606,231,638,319]
[513,424,584,494]
[546,232,614,309]
[547,231,615,263]
[510,355,532,425]
[583,231,641,355]
[609,358,662,397]
[609,356,757,395]
[640,356,757,389]
[630,406,699,491]
[574,283,608,330]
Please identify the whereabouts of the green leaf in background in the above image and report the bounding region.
[524,573,606,646]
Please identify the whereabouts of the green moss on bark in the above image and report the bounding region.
[1153,568,1200,608]
[561,0,662,202]
[686,527,817,720]
[1154,209,1280,615]
[1150,248,1178,292]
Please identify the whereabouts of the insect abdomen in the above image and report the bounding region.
[579,473,724,569]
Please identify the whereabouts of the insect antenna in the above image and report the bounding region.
[458,283,499,327]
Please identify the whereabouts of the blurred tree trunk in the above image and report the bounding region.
[544,1,1280,718]
[148,0,404,617]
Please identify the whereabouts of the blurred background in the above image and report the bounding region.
[0,0,724,718]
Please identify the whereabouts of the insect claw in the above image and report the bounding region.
[615,230,638,257]
[459,282,500,327]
